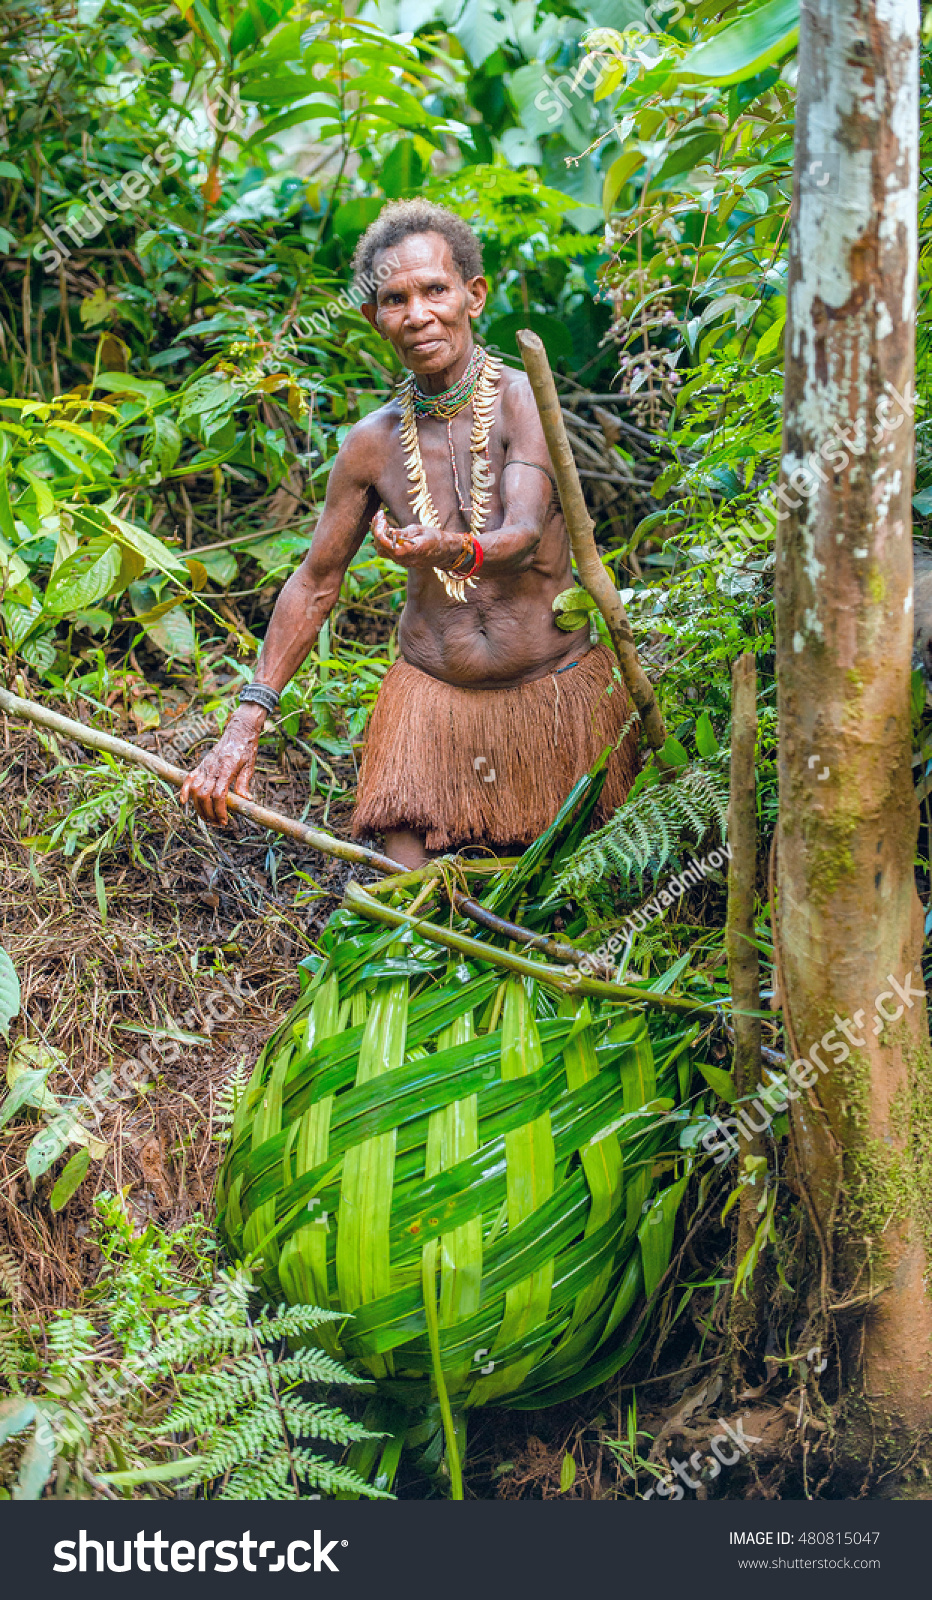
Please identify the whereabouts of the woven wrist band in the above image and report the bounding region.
[239,682,280,713]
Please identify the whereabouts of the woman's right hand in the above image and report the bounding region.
[179,704,265,827]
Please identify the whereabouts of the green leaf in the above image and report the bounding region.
[196,547,238,587]
[485,312,573,367]
[559,1452,577,1492]
[658,734,689,768]
[152,415,182,474]
[698,1062,739,1105]
[0,1398,36,1444]
[552,585,597,632]
[98,1455,211,1485]
[756,313,786,359]
[14,1415,59,1499]
[638,1178,687,1299]
[140,602,196,660]
[0,1069,51,1132]
[695,711,719,759]
[675,0,799,87]
[105,511,189,577]
[43,537,122,616]
[0,946,19,1040]
[50,1147,91,1211]
[450,0,511,68]
[26,1117,73,1182]
[913,488,932,517]
[602,149,643,215]
[656,131,721,185]
[91,371,169,406]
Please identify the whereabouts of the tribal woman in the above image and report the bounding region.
[180,200,639,867]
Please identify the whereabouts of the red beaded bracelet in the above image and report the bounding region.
[458,538,484,580]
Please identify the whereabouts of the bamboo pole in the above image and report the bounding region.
[516,328,668,754]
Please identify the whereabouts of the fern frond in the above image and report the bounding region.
[555,764,729,905]
[290,1448,395,1499]
[212,1060,251,1146]
[280,1399,381,1447]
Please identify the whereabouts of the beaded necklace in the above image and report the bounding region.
[399,346,502,603]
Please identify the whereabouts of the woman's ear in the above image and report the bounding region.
[360,300,382,335]
[466,273,489,320]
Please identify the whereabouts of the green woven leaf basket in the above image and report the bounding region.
[216,785,695,1492]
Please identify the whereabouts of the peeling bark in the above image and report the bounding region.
[776,0,932,1444]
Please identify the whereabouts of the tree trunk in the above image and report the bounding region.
[776,0,932,1455]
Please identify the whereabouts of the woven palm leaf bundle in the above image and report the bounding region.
[216,779,699,1486]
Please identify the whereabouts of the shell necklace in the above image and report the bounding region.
[399,346,502,603]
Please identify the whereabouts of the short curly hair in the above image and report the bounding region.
[351,200,483,299]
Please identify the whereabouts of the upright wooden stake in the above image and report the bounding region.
[516,329,667,754]
[725,652,764,1370]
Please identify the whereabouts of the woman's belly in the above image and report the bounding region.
[397,581,591,689]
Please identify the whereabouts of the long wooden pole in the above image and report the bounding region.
[0,684,628,977]
[0,684,404,876]
[516,328,668,753]
[724,652,764,1369]
[345,882,718,1017]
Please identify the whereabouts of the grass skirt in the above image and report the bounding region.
[352,643,639,850]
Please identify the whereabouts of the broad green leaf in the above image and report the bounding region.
[106,511,189,577]
[695,711,719,759]
[13,1415,57,1500]
[91,371,169,405]
[0,1398,36,1444]
[8,1039,64,1096]
[638,1178,687,1299]
[43,537,122,615]
[0,945,19,1040]
[559,1452,577,1492]
[19,467,55,518]
[602,148,643,215]
[50,1147,91,1211]
[197,547,238,586]
[658,734,689,768]
[141,602,196,660]
[0,470,16,543]
[152,414,182,473]
[675,0,799,87]
[755,310,784,358]
[698,1062,739,1105]
[0,1070,52,1131]
[26,1118,72,1182]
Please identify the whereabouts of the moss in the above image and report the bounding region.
[838,1027,932,1284]
[808,829,857,907]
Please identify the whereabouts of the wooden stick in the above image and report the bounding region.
[0,684,404,876]
[724,652,764,1366]
[345,881,718,1017]
[0,686,615,973]
[516,329,668,753]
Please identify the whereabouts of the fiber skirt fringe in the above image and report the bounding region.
[351,643,639,850]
